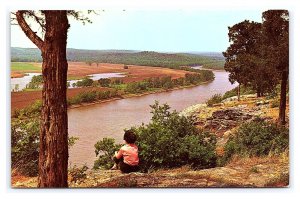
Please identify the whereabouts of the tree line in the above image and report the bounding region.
[223,10,289,125]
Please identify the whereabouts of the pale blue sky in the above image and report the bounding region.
[11,9,264,52]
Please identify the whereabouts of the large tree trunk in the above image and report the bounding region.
[38,11,70,187]
[279,70,288,125]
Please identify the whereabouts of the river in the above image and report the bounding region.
[68,71,237,168]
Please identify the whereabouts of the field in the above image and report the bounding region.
[11,87,114,112]
[11,62,190,81]
[66,62,190,82]
[11,62,41,78]
[11,62,193,112]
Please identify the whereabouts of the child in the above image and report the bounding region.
[111,130,139,173]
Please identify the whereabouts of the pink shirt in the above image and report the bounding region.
[116,144,139,166]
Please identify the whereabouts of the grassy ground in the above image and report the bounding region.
[11,62,41,71]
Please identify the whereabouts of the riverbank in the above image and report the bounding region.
[11,78,213,114]
[12,94,289,188]
[68,79,213,110]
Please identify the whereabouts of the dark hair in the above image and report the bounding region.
[123,130,137,144]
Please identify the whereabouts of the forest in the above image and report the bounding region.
[11,47,225,70]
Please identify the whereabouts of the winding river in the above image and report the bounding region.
[68,71,237,167]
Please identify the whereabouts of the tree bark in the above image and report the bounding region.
[279,70,288,125]
[37,11,70,187]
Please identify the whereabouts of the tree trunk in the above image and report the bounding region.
[38,11,70,187]
[279,70,288,125]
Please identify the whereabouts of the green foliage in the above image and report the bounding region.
[13,100,42,118]
[135,102,217,171]
[11,118,39,176]
[112,78,124,85]
[223,20,279,96]
[222,86,256,100]
[12,48,225,70]
[26,75,43,89]
[93,102,217,172]
[68,136,79,148]
[124,71,214,94]
[93,138,122,170]
[98,78,111,87]
[68,89,119,105]
[69,164,89,183]
[206,94,223,106]
[75,77,94,87]
[11,117,79,176]
[222,119,289,164]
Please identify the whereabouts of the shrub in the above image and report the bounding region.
[69,91,98,104]
[94,102,217,172]
[98,78,111,87]
[221,119,289,164]
[68,89,119,105]
[11,118,39,176]
[112,79,124,85]
[136,102,217,171]
[13,100,42,118]
[222,85,255,100]
[69,164,89,183]
[76,77,94,87]
[11,117,79,176]
[26,75,43,89]
[93,138,122,170]
[206,94,223,106]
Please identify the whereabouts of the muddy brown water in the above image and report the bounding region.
[68,71,237,168]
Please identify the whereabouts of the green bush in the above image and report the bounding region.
[112,79,124,85]
[69,164,89,183]
[26,75,43,89]
[68,89,119,105]
[222,119,289,164]
[93,138,122,170]
[222,85,255,100]
[206,94,223,106]
[13,100,42,118]
[136,102,217,171]
[98,78,111,87]
[94,102,217,172]
[11,117,79,176]
[11,118,39,176]
[76,77,94,87]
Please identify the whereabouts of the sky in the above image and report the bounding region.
[11,9,264,53]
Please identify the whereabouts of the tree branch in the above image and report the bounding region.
[16,10,44,50]
[24,10,46,32]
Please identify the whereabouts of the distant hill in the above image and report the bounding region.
[11,47,225,70]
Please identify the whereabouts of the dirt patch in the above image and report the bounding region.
[11,87,112,113]
[11,62,191,82]
[67,62,190,83]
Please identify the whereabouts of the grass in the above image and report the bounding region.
[22,88,42,92]
[67,76,85,81]
[11,62,41,72]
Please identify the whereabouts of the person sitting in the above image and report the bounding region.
[111,130,139,173]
